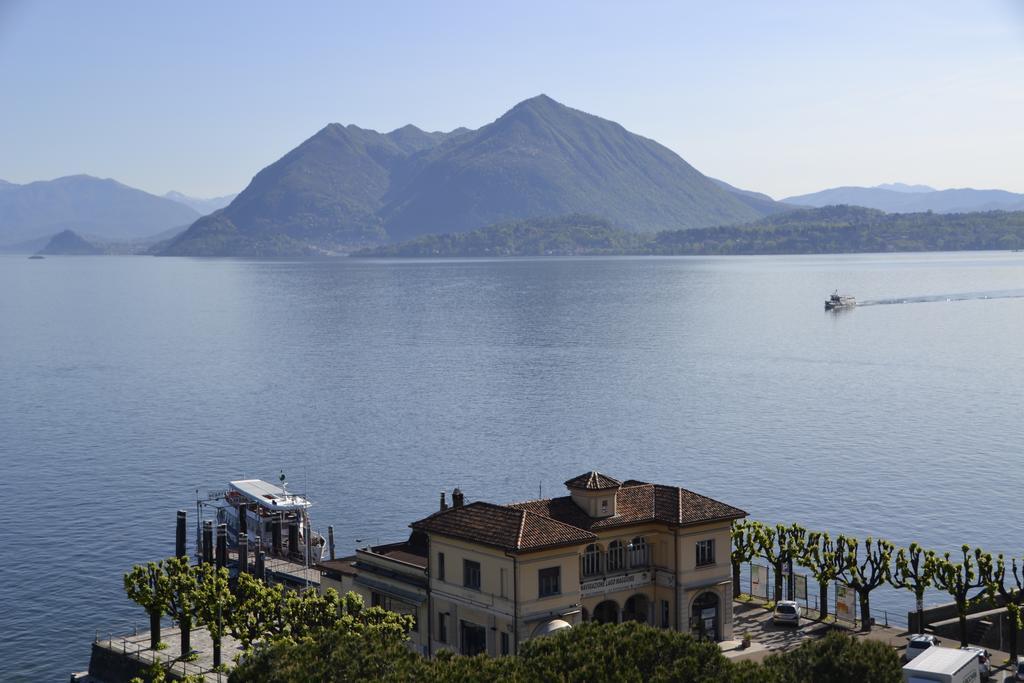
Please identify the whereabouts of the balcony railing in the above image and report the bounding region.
[581,548,650,578]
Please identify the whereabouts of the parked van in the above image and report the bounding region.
[902,646,981,683]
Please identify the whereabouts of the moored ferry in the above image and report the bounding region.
[198,475,326,564]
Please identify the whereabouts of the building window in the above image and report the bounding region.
[629,536,649,568]
[438,552,445,581]
[438,612,448,642]
[607,540,625,571]
[696,539,715,567]
[371,591,382,608]
[661,600,670,628]
[582,543,602,577]
[500,631,510,656]
[538,566,561,597]
[464,559,481,590]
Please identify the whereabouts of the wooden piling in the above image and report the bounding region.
[176,510,187,558]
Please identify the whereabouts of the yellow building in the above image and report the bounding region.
[318,471,745,657]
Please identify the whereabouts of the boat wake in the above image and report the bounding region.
[858,289,1024,307]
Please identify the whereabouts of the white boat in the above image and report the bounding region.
[825,291,856,310]
[199,475,326,565]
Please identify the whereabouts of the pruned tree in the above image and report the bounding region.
[164,555,200,657]
[991,554,1024,661]
[928,545,995,647]
[754,522,805,603]
[229,572,286,651]
[730,520,758,599]
[282,587,344,640]
[835,536,894,632]
[891,543,936,634]
[124,560,171,650]
[194,562,235,668]
[799,531,842,621]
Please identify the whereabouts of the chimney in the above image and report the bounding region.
[439,491,448,512]
[452,488,464,508]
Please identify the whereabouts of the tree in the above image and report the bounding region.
[799,532,842,621]
[228,605,416,682]
[193,563,235,668]
[754,523,806,603]
[229,572,286,651]
[758,630,902,683]
[991,554,1024,662]
[517,621,736,682]
[124,560,171,650]
[928,545,995,647]
[835,536,894,632]
[281,587,344,640]
[730,520,757,598]
[891,543,936,634]
[164,556,200,657]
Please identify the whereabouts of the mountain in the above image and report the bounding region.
[875,182,935,193]
[163,191,238,215]
[783,185,1024,213]
[0,175,201,247]
[163,95,784,256]
[378,95,773,241]
[37,229,104,255]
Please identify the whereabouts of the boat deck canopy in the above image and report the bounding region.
[230,479,311,511]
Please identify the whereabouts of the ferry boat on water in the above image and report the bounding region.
[198,475,326,564]
[825,291,856,310]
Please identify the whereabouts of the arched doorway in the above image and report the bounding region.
[592,600,619,624]
[622,594,649,623]
[690,591,720,641]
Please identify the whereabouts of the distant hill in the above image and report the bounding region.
[0,175,200,247]
[875,182,935,193]
[162,95,784,256]
[37,229,104,255]
[353,214,643,257]
[783,185,1024,213]
[362,206,1024,257]
[163,191,237,215]
[647,205,1024,254]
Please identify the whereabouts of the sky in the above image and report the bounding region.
[1,0,1022,199]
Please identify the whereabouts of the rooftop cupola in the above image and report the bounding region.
[564,471,621,518]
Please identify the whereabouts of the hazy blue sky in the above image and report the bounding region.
[1,0,1022,198]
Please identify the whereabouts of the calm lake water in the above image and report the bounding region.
[2,252,1023,680]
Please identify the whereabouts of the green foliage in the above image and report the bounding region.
[228,619,903,683]
[758,630,902,683]
[228,605,416,682]
[124,560,171,649]
[518,621,734,682]
[928,546,997,645]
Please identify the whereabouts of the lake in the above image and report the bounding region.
[2,252,1023,680]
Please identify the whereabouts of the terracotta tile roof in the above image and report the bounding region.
[564,471,622,491]
[316,555,358,576]
[510,481,746,531]
[410,501,597,553]
[366,541,428,569]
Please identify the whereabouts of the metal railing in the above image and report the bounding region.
[96,633,229,682]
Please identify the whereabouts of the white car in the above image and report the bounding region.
[905,633,938,661]
[772,600,801,626]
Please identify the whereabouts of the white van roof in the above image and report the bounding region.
[903,645,976,673]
